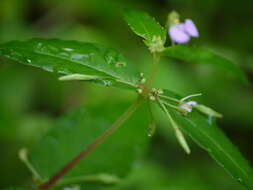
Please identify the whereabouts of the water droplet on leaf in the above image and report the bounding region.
[237,178,242,182]
[147,121,156,137]
[63,48,73,52]
[70,53,91,62]
[104,49,118,64]
[101,79,112,87]
[59,52,70,57]
[35,42,59,55]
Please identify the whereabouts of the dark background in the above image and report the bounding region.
[0,0,253,189]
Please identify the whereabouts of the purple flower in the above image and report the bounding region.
[169,24,190,44]
[169,19,199,44]
[184,19,199,37]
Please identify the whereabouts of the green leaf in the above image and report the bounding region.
[28,102,149,187]
[124,9,166,52]
[0,39,140,89]
[157,89,253,189]
[162,45,247,83]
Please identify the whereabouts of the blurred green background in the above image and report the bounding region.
[0,0,253,189]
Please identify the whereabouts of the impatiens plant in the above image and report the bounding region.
[0,9,252,190]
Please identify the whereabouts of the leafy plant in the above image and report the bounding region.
[0,9,252,190]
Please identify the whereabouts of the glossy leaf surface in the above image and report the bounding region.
[0,39,140,89]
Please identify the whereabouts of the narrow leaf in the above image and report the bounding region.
[0,39,140,89]
[162,45,247,83]
[158,89,253,189]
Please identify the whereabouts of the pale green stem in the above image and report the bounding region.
[158,94,180,103]
[147,100,156,137]
[19,148,43,182]
[180,93,202,102]
[39,97,143,190]
[159,99,178,110]
[157,99,191,154]
[143,53,160,97]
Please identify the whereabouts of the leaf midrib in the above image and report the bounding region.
[33,49,139,88]
[183,116,252,183]
[35,49,123,79]
[1,44,138,87]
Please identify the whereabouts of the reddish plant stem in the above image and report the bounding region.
[39,98,143,190]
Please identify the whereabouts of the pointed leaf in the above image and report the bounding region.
[0,39,140,89]
[158,89,253,189]
[162,45,247,83]
[124,9,166,51]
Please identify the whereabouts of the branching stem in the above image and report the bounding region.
[38,44,161,190]
[38,97,143,190]
[158,94,180,103]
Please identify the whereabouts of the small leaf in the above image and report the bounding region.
[28,102,149,187]
[0,39,139,89]
[124,9,166,52]
[162,45,248,83]
[158,89,253,189]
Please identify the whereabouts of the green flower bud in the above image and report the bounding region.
[167,10,180,27]
[194,104,222,118]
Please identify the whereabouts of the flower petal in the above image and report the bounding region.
[187,101,197,106]
[184,19,199,37]
[169,24,190,44]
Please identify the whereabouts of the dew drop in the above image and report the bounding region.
[36,42,43,50]
[70,53,91,62]
[104,49,118,64]
[237,178,242,183]
[26,59,32,63]
[59,52,70,57]
[35,43,59,55]
[102,79,112,87]
[147,121,156,137]
[63,48,73,52]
